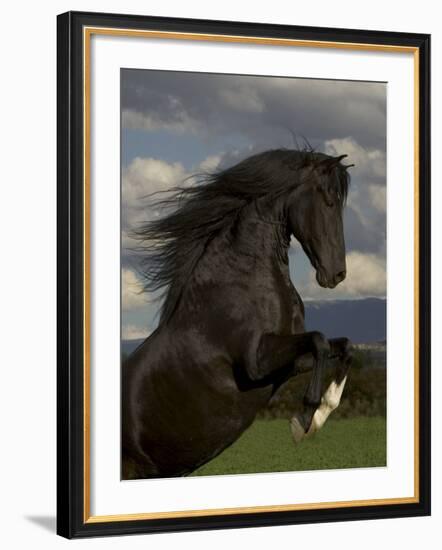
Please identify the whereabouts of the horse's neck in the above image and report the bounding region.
[205,201,290,274]
[239,204,287,255]
[173,202,292,318]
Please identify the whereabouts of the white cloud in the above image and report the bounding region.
[324,137,385,180]
[368,184,387,213]
[122,324,151,340]
[297,251,386,300]
[346,181,386,225]
[198,154,222,172]
[122,268,147,310]
[340,252,386,296]
[122,157,188,249]
[122,154,227,250]
[122,157,187,204]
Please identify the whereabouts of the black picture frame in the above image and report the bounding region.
[57,10,431,539]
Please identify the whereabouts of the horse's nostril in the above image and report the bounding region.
[335,270,346,283]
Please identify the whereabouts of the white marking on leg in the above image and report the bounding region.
[306,375,347,436]
[324,375,348,410]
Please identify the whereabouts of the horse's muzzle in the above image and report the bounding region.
[316,269,346,288]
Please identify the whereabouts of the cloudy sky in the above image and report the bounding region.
[121,69,386,341]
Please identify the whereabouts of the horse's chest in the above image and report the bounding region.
[258,273,301,333]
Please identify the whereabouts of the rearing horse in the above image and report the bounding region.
[122,148,354,479]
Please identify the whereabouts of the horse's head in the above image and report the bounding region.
[287,154,352,289]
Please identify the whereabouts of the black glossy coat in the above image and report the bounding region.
[122,149,352,479]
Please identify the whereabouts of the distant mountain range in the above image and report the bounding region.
[122,297,386,356]
[304,297,386,343]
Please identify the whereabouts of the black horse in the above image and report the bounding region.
[122,148,354,479]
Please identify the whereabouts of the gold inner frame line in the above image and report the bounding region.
[82,26,420,524]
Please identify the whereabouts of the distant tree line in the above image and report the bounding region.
[259,350,386,420]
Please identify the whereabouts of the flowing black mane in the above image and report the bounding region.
[132,148,351,323]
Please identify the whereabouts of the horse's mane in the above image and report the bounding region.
[132,148,350,323]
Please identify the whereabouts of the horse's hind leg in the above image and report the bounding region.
[290,338,352,443]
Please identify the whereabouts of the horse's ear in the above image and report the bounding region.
[317,155,348,173]
[335,154,348,163]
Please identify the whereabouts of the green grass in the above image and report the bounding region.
[192,417,386,477]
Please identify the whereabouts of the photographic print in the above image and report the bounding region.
[120,69,387,480]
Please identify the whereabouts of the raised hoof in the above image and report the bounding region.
[290,415,305,444]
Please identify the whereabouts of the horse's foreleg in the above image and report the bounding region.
[291,337,352,443]
[254,331,330,435]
